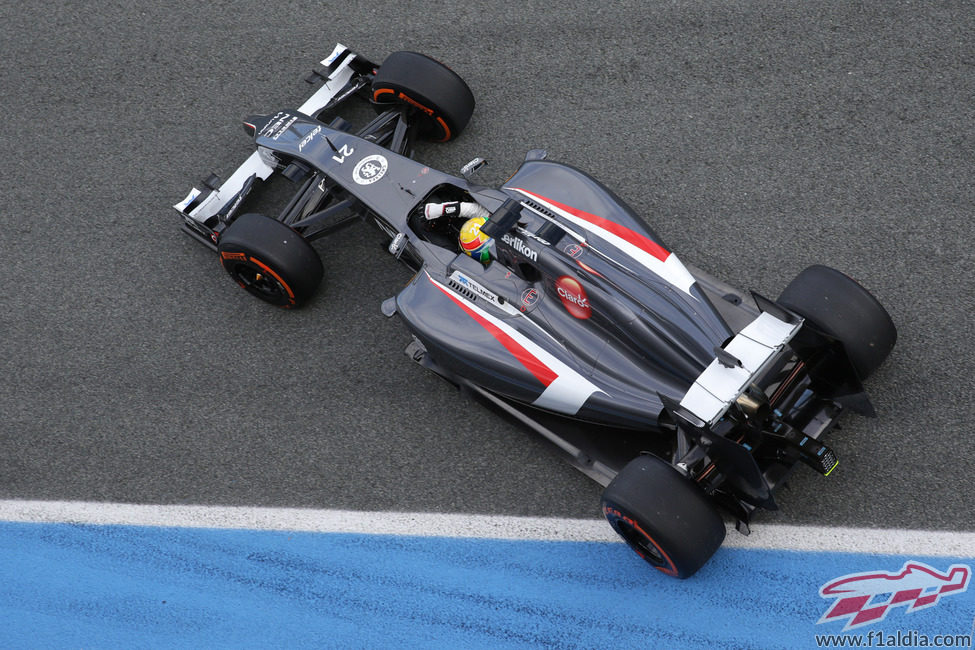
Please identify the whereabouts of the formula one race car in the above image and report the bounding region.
[175,45,897,578]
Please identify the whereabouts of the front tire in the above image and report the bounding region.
[777,265,896,380]
[601,455,725,579]
[372,51,475,142]
[216,213,323,308]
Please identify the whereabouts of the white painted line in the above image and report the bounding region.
[722,524,975,557]
[0,500,615,542]
[1,500,973,557]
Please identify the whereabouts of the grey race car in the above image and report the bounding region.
[175,45,897,578]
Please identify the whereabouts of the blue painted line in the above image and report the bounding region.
[0,522,972,649]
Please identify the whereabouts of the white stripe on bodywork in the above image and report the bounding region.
[518,201,587,243]
[446,270,564,349]
[509,188,697,296]
[427,273,603,414]
[533,372,603,413]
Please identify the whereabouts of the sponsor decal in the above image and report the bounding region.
[331,143,354,164]
[501,233,538,262]
[564,243,584,259]
[174,188,201,213]
[352,154,388,185]
[429,273,556,387]
[427,271,602,413]
[322,44,348,67]
[441,203,462,218]
[522,230,550,246]
[259,112,299,141]
[222,192,245,219]
[298,125,322,151]
[520,287,540,312]
[257,112,284,137]
[397,92,434,116]
[460,157,486,177]
[449,271,500,305]
[555,276,591,319]
[276,116,298,139]
[817,561,971,631]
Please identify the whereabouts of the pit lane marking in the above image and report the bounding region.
[1,500,973,557]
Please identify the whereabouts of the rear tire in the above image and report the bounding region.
[217,213,323,308]
[601,455,725,579]
[372,51,475,142]
[777,265,896,380]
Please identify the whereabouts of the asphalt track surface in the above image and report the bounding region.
[1,2,973,535]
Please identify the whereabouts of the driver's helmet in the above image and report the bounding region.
[459,216,492,262]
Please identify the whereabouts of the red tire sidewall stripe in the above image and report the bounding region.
[603,505,679,577]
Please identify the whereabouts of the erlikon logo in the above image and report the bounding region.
[556,276,591,319]
[817,561,971,631]
[501,233,537,262]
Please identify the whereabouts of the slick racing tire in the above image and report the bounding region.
[601,454,725,579]
[372,51,475,142]
[777,265,897,381]
[216,213,323,308]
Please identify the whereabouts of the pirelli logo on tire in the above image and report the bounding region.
[395,92,434,116]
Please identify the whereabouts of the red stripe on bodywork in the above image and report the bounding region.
[515,187,671,262]
[429,276,557,387]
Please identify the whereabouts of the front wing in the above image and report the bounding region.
[173,44,373,240]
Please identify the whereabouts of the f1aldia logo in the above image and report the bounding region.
[817,561,971,631]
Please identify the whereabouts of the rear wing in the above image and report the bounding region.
[679,311,802,427]
[661,305,859,519]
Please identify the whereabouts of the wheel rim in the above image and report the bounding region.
[604,504,678,575]
[614,517,667,566]
[229,261,291,306]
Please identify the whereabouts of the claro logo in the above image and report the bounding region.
[556,276,591,319]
